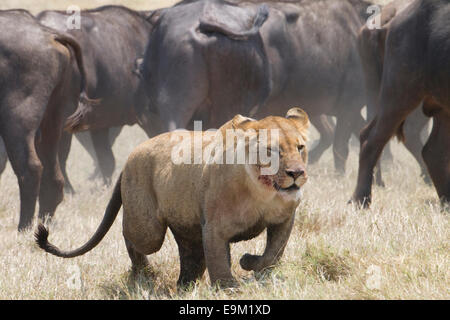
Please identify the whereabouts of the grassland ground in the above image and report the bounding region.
[0,123,448,299]
[0,0,448,300]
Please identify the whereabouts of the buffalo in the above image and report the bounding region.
[352,0,450,206]
[133,0,372,175]
[37,5,159,186]
[74,0,410,180]
[0,10,91,230]
[357,0,431,185]
[131,0,431,184]
[67,0,376,174]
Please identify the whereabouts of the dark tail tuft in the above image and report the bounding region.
[35,223,49,250]
[34,175,123,259]
[35,223,64,257]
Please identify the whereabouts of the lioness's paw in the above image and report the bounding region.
[240,253,262,271]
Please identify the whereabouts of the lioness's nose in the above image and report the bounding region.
[286,168,305,179]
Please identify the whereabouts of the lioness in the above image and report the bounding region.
[36,108,310,288]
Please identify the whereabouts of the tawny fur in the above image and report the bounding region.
[36,108,310,288]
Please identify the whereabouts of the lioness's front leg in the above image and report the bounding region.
[202,223,238,288]
[240,214,295,272]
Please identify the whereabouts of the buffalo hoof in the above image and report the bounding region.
[348,196,371,209]
[64,184,75,195]
[375,178,386,188]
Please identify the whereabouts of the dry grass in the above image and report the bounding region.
[0,0,448,300]
[0,123,448,300]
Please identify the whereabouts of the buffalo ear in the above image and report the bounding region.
[286,107,310,129]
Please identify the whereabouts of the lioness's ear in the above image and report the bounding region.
[231,114,255,129]
[286,107,309,129]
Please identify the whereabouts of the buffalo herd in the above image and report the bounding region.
[0,0,449,232]
[0,10,92,230]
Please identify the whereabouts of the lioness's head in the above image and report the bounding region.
[218,107,309,202]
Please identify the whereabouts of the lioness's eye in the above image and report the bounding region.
[298,145,305,153]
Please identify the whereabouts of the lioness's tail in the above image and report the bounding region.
[35,174,122,258]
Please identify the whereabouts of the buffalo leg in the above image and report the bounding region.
[2,130,42,231]
[352,91,422,207]
[368,106,394,166]
[403,107,431,184]
[58,132,75,194]
[366,105,389,187]
[74,131,101,181]
[75,131,95,159]
[36,116,65,222]
[352,110,386,187]
[308,115,334,164]
[422,111,450,203]
[74,131,99,181]
[108,126,122,145]
[333,118,352,174]
[75,128,121,181]
[90,127,122,180]
[333,107,366,174]
[91,128,115,185]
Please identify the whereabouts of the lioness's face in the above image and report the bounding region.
[224,108,310,202]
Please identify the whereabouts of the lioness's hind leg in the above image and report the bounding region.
[122,190,167,255]
[124,238,150,274]
[174,234,206,287]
